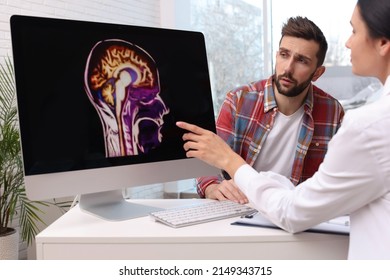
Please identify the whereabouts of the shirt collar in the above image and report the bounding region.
[263,76,277,112]
[303,84,314,113]
[264,75,314,113]
[383,75,390,96]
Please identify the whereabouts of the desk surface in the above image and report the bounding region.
[36,199,349,260]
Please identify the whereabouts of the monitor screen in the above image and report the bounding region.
[10,15,218,220]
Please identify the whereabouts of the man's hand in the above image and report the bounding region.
[205,180,249,204]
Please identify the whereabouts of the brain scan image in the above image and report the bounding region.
[84,39,169,157]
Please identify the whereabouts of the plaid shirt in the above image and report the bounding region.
[196,76,345,197]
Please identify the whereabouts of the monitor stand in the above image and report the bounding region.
[78,189,163,221]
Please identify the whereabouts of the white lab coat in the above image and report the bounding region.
[235,76,390,259]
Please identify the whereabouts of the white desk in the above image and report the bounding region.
[36,199,349,260]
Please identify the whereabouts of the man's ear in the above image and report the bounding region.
[311,66,326,82]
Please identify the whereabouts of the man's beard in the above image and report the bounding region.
[274,71,315,97]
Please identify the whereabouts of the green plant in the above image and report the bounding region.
[0,56,50,245]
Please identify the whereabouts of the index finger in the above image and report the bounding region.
[176,121,206,135]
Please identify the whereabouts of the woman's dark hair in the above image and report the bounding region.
[279,16,328,67]
[358,0,390,39]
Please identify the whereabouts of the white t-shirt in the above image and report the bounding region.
[235,76,390,260]
[253,106,304,178]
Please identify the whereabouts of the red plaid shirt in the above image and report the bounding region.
[196,76,345,197]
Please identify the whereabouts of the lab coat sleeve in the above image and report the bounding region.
[234,112,388,233]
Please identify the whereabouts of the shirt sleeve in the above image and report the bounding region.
[197,91,237,196]
[234,112,388,233]
[196,176,221,198]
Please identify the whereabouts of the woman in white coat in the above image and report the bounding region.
[177,0,390,259]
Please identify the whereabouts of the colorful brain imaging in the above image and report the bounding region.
[84,39,169,157]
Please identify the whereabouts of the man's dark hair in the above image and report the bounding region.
[279,16,328,67]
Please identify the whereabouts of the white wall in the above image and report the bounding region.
[0,0,161,59]
[0,0,163,259]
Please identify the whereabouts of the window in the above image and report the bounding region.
[164,0,382,112]
[157,0,269,196]
[189,0,270,114]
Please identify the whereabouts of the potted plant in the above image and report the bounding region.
[0,56,50,259]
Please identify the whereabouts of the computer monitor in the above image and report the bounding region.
[10,15,218,220]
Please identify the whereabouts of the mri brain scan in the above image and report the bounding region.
[84,39,169,157]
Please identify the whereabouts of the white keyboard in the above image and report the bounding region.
[150,200,257,228]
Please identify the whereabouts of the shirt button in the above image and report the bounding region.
[315,143,320,147]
